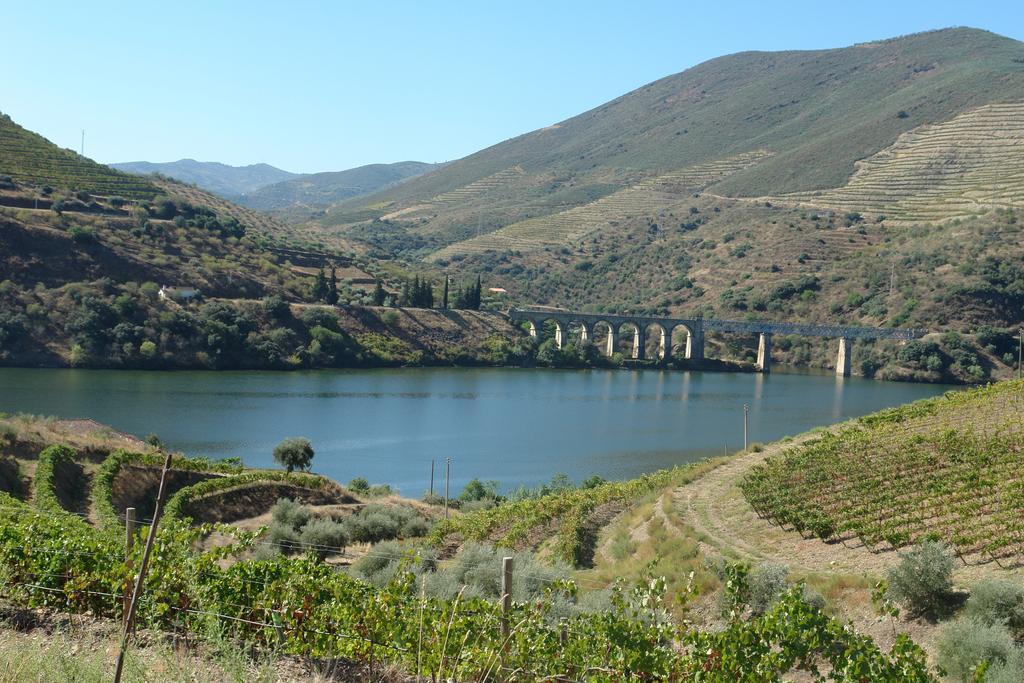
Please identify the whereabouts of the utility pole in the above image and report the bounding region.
[429,459,435,497]
[1018,328,1022,380]
[80,129,85,157]
[444,458,451,520]
[889,260,896,298]
[743,403,749,451]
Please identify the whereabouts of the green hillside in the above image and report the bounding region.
[0,113,160,200]
[321,28,1024,238]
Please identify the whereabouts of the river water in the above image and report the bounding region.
[0,366,954,496]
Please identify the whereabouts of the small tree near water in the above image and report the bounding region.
[273,437,315,473]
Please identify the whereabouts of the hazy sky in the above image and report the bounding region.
[4,1,1021,173]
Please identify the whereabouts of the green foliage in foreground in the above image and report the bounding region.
[0,494,935,680]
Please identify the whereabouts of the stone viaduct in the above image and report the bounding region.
[507,308,923,376]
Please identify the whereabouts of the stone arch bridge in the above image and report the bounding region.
[507,308,923,376]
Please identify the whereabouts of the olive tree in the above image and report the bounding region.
[273,437,315,473]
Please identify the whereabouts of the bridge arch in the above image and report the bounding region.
[642,322,670,361]
[590,320,618,357]
[616,321,644,359]
[669,323,697,360]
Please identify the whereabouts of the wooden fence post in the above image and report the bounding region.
[113,452,173,683]
[500,556,513,640]
[123,507,136,629]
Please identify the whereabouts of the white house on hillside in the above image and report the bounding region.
[158,286,199,302]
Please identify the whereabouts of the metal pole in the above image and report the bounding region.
[113,452,173,683]
[444,458,450,520]
[500,556,513,639]
[123,507,136,629]
[429,459,434,497]
[743,403,749,451]
[1019,329,1022,381]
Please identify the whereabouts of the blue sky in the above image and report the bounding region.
[4,1,1021,173]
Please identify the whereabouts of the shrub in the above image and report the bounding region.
[299,518,348,559]
[350,540,437,587]
[937,617,1020,682]
[67,226,95,243]
[343,504,429,543]
[423,542,571,602]
[964,579,1024,633]
[748,563,790,615]
[270,497,311,531]
[886,540,955,616]
[348,477,370,494]
[266,521,301,554]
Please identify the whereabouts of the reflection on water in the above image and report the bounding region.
[0,366,955,495]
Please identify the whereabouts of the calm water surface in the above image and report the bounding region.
[0,367,955,495]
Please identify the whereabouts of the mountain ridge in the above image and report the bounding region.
[110,158,299,198]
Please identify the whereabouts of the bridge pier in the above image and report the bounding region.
[605,326,619,357]
[528,320,540,340]
[580,322,592,345]
[756,333,772,373]
[632,327,646,360]
[836,337,852,377]
[661,328,671,361]
[555,322,567,350]
[685,329,704,360]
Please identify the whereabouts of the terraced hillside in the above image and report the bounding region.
[740,380,1024,565]
[767,102,1024,224]
[429,151,771,260]
[0,113,159,200]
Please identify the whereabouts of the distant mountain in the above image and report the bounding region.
[237,161,440,211]
[110,159,298,198]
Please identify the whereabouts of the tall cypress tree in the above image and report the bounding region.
[311,266,328,302]
[473,275,483,310]
[372,280,386,306]
[442,276,449,309]
[326,266,339,305]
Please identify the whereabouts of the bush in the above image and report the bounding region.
[886,540,955,616]
[964,579,1024,633]
[348,477,370,494]
[343,504,428,543]
[270,497,311,531]
[266,521,302,554]
[299,518,348,559]
[67,226,95,243]
[937,617,1020,682]
[748,563,789,615]
[350,540,437,587]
